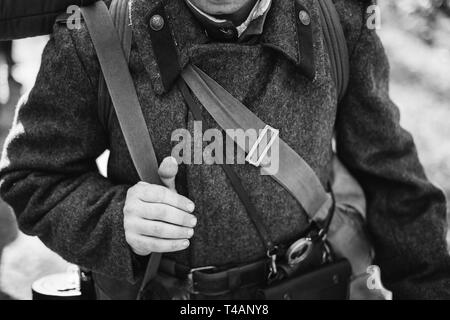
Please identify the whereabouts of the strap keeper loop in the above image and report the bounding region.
[246,125,279,167]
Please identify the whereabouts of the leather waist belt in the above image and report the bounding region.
[160,259,269,296]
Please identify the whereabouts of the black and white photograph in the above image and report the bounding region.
[0,0,450,307]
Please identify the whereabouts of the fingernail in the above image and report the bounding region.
[187,229,194,238]
[190,217,197,227]
[187,202,195,212]
[183,240,190,248]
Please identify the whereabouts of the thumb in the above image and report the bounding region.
[158,156,179,192]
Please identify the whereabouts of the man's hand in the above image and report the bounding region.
[124,157,196,256]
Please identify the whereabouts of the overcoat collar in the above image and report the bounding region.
[129,0,318,94]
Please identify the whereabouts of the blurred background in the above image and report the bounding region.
[0,0,449,299]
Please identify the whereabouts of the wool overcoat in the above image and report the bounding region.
[1,0,449,299]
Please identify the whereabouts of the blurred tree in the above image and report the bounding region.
[391,0,450,44]
[441,0,450,15]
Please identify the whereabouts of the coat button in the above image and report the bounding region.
[149,14,165,31]
[298,10,311,26]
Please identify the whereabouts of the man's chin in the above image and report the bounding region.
[190,0,249,15]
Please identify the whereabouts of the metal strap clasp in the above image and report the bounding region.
[246,125,279,167]
[186,266,216,295]
[267,246,279,280]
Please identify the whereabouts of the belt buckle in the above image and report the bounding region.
[246,125,279,167]
[187,266,216,295]
[286,238,313,266]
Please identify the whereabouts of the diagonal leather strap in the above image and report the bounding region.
[81,1,162,300]
[98,0,132,132]
[178,80,276,253]
[181,65,333,225]
[81,2,160,184]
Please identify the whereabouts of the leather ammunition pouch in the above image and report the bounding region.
[259,260,351,300]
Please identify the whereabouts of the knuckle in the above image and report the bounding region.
[125,231,133,244]
[147,186,160,202]
[148,239,161,252]
[126,187,134,200]
[123,217,132,231]
[124,217,140,233]
[130,182,148,198]
[123,203,133,216]
[126,233,143,253]
[151,223,163,236]
[158,188,169,204]
[158,189,168,203]
[154,205,167,221]
[129,183,140,194]
[153,193,162,204]
[127,233,137,245]
[136,237,149,253]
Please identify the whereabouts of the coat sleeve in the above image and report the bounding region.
[335,23,450,299]
[0,25,140,282]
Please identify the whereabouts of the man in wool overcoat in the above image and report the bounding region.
[1,0,449,299]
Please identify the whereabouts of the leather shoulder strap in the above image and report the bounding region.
[181,65,333,224]
[97,0,132,131]
[82,0,160,184]
[318,0,350,102]
[81,0,161,300]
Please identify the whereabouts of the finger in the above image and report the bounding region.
[136,183,195,213]
[138,202,197,228]
[131,234,191,253]
[134,219,194,239]
[158,156,178,192]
